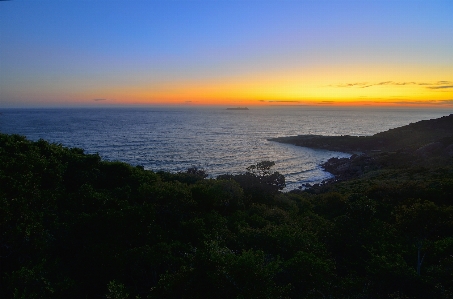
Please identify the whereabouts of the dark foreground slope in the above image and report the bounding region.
[269,114,453,155]
[1,132,453,299]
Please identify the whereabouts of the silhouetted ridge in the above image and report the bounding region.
[270,114,453,154]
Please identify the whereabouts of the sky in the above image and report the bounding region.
[1,0,452,107]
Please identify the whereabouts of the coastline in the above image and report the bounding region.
[270,114,453,185]
[269,113,453,154]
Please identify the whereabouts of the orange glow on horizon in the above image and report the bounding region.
[8,66,450,108]
[78,63,453,108]
[90,76,453,108]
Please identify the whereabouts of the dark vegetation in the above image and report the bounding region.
[1,115,453,298]
[269,114,453,154]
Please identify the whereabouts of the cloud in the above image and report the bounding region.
[93,98,107,102]
[335,82,368,87]
[433,99,453,104]
[362,81,418,88]
[427,85,453,90]
[393,82,417,86]
[389,99,453,105]
[335,81,419,88]
[376,81,393,85]
[335,80,453,90]
[266,100,301,103]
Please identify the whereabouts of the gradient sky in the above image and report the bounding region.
[1,0,452,107]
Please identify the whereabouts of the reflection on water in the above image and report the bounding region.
[0,106,450,190]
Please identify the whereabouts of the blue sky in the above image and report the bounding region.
[1,0,452,107]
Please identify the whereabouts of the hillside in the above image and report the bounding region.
[1,131,453,299]
[269,114,453,155]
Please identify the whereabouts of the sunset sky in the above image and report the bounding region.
[1,0,452,107]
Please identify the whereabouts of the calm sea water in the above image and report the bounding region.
[1,106,451,190]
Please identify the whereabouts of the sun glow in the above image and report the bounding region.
[108,68,453,107]
[1,1,452,108]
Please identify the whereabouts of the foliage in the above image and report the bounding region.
[1,133,453,298]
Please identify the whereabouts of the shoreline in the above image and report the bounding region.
[269,114,453,155]
[270,114,453,186]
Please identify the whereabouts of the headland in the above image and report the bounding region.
[270,114,453,182]
[226,107,249,110]
[269,114,453,155]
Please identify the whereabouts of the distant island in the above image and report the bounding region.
[226,107,249,110]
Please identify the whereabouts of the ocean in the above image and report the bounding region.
[1,106,451,190]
